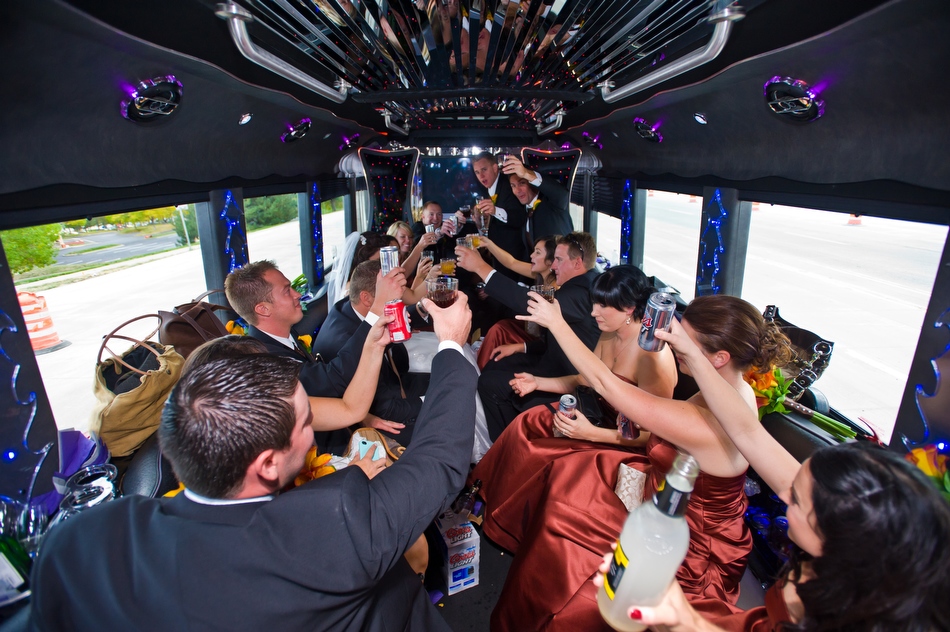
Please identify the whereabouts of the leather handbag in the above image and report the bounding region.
[92,315,184,457]
[574,385,614,429]
[158,289,231,359]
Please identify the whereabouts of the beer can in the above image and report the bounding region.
[617,413,639,440]
[638,292,676,352]
[380,246,400,277]
[384,299,412,343]
[554,394,577,438]
[425,224,436,234]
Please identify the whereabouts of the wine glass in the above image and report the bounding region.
[16,502,48,558]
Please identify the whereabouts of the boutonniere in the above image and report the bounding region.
[531,198,541,209]
[297,335,313,355]
[491,194,498,203]
[225,317,248,335]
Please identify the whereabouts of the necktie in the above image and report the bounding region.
[386,349,407,399]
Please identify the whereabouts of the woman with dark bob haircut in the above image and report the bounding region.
[609,318,950,632]
[475,293,792,631]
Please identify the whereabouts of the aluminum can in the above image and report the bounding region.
[425,224,436,234]
[638,292,676,352]
[384,299,412,343]
[617,412,639,440]
[554,394,577,438]
[380,246,400,277]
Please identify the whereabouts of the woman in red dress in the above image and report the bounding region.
[476,294,791,631]
[475,235,558,369]
[603,319,950,632]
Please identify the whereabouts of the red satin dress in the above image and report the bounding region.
[692,583,792,631]
[476,319,535,370]
[472,401,751,632]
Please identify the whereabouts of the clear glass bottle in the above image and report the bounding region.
[597,452,699,631]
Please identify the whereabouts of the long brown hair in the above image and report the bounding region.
[682,295,791,372]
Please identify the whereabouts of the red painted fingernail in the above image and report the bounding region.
[630,610,642,621]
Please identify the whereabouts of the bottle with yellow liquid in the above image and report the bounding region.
[597,452,699,631]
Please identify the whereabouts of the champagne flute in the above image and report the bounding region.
[16,501,48,558]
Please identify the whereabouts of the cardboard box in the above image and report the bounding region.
[433,510,480,595]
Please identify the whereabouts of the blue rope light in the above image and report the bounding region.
[696,189,728,296]
[619,179,633,265]
[310,183,325,286]
[218,190,248,273]
[0,309,51,501]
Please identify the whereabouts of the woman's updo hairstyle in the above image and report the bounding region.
[350,231,390,280]
[590,265,656,322]
[789,442,950,631]
[681,295,791,372]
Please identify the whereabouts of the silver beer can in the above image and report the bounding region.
[554,394,577,438]
[380,246,400,277]
[638,292,676,352]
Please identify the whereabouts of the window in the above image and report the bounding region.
[642,191,702,302]
[594,211,621,266]
[244,193,302,279]
[741,204,947,443]
[321,196,347,269]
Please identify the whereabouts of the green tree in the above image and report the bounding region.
[1,224,62,274]
[172,205,198,246]
[245,195,297,228]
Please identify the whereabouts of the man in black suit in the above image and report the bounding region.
[314,260,429,445]
[472,151,528,270]
[504,156,573,252]
[32,295,477,631]
[456,232,600,439]
[225,260,406,452]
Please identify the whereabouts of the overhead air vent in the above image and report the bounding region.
[764,76,824,123]
[121,75,182,124]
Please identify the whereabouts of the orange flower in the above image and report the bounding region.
[906,445,948,479]
[744,369,778,393]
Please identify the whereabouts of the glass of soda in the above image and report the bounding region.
[530,285,555,303]
[426,276,459,308]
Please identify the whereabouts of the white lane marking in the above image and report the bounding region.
[836,347,908,380]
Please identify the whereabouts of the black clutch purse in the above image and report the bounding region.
[574,385,615,429]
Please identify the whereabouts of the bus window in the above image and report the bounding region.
[594,212,621,266]
[643,191,703,302]
[321,197,347,267]
[244,194,302,278]
[740,204,948,443]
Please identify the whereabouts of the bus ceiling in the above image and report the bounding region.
[0,0,948,224]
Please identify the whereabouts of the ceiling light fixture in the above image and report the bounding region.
[633,117,663,143]
[339,133,360,150]
[281,118,311,143]
[121,75,183,124]
[238,113,253,125]
[693,113,708,125]
[764,76,824,123]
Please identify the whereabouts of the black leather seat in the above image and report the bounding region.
[119,432,179,498]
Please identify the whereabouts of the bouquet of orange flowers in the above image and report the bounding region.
[905,445,950,502]
[744,366,856,441]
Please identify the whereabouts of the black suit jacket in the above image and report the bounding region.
[484,268,600,376]
[312,299,422,426]
[527,176,574,248]
[247,324,366,398]
[31,350,476,632]
[478,176,528,263]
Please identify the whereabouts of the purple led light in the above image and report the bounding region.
[632,118,663,143]
[339,133,360,151]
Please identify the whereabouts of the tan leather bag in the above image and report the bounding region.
[158,290,231,360]
[91,315,184,457]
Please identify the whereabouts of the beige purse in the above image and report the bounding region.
[614,463,647,512]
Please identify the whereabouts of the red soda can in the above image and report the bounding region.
[384,299,412,343]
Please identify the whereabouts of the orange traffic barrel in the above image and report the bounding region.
[17,292,68,353]
[847,214,862,226]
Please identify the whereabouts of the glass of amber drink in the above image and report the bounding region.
[426,277,459,307]
[440,257,457,276]
[530,285,555,302]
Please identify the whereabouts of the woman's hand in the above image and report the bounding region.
[490,343,524,362]
[592,549,706,632]
[363,413,405,435]
[509,372,538,396]
[518,292,564,329]
[350,450,387,480]
[365,314,394,350]
[415,257,433,281]
[654,318,704,363]
[475,233,494,249]
[554,408,599,442]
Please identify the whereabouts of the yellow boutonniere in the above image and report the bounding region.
[297,335,312,354]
